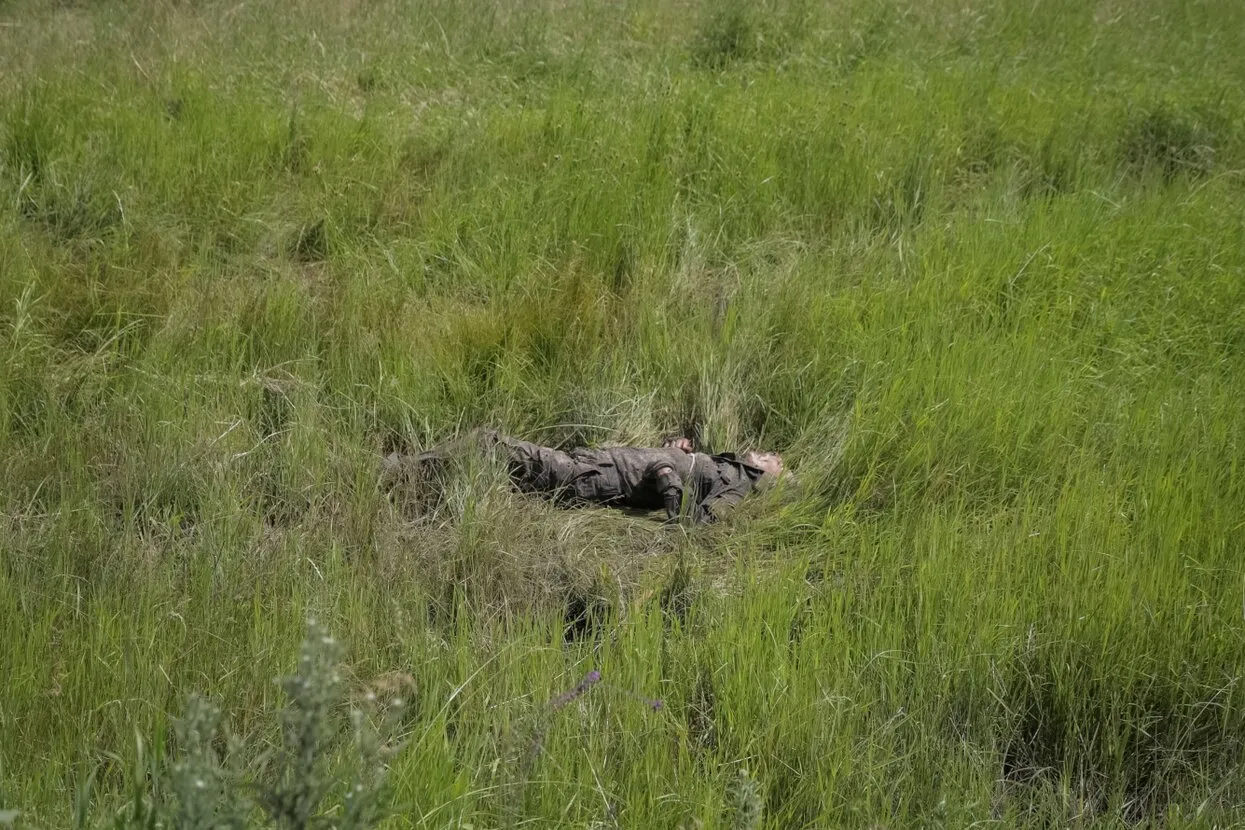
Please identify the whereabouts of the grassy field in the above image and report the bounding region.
[2,0,1244,826]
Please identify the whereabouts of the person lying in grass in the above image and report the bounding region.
[384,429,787,524]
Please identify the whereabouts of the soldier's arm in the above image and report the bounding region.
[697,466,762,523]
[649,463,686,521]
[661,437,694,454]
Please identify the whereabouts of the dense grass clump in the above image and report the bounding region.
[1120,105,1218,180]
[1,0,1244,826]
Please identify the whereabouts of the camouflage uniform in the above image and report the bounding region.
[390,430,766,524]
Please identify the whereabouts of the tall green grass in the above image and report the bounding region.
[2,0,1244,825]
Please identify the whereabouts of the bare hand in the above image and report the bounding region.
[662,437,694,454]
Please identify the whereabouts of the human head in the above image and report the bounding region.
[743,450,785,479]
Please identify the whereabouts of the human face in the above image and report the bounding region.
[743,450,785,479]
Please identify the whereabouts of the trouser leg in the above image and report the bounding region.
[381,428,497,486]
[382,429,581,502]
[494,436,578,497]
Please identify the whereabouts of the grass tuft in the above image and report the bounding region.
[692,0,757,69]
[1120,104,1217,180]
[289,219,328,264]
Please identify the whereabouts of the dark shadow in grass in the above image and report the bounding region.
[19,177,123,243]
[687,666,718,753]
[1017,134,1081,200]
[5,98,125,244]
[562,590,609,643]
[839,11,897,75]
[691,0,755,69]
[1000,645,1243,823]
[399,133,452,179]
[608,239,636,296]
[4,89,59,185]
[954,118,1084,202]
[106,463,204,544]
[1120,104,1215,181]
[867,151,932,234]
[277,103,310,174]
[356,65,380,93]
[956,119,1007,181]
[288,219,328,263]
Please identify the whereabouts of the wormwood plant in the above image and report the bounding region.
[101,622,401,830]
[168,696,247,830]
[726,768,764,830]
[259,619,348,828]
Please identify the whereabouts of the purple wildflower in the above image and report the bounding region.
[550,670,602,711]
[617,687,664,711]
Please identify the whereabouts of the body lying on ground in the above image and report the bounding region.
[383,429,786,524]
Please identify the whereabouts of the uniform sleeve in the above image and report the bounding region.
[647,462,686,521]
[697,464,761,523]
[699,490,746,522]
[653,465,723,525]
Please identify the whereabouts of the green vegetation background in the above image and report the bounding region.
[1,0,1244,826]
